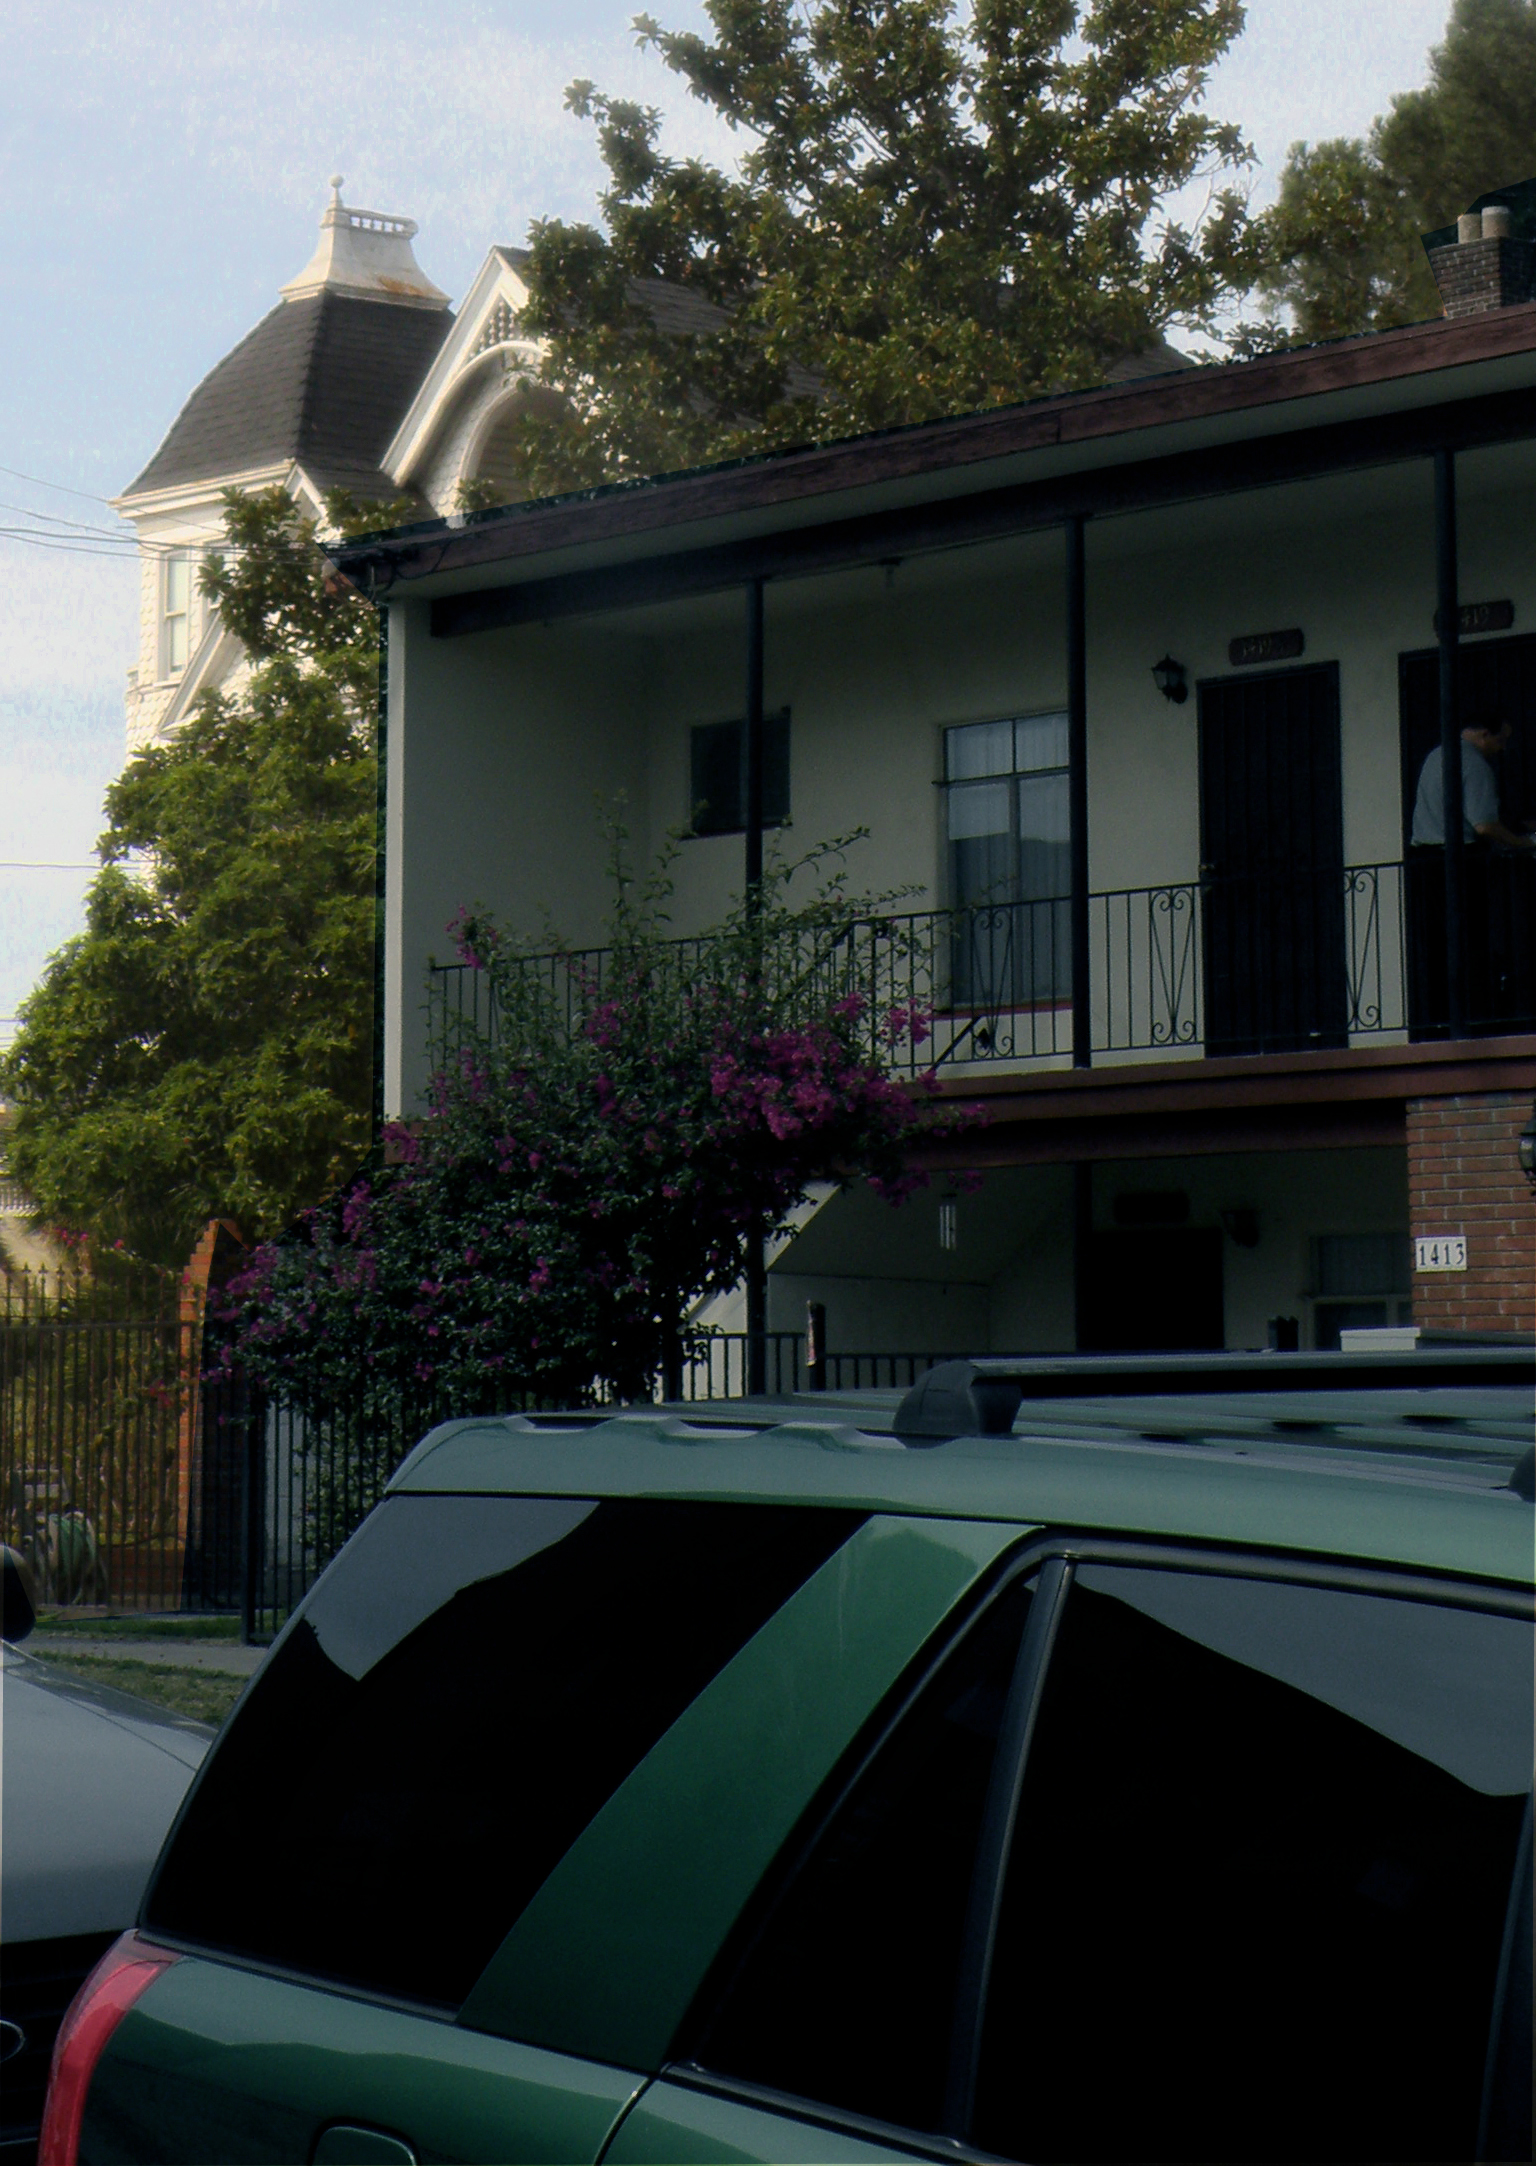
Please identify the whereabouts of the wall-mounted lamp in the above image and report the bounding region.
[1152,655,1189,704]
[1519,1097,1536,1187]
[938,1196,959,1252]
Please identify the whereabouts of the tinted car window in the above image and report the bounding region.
[697,1571,1035,2135]
[148,1495,861,2009]
[974,1567,1533,2165]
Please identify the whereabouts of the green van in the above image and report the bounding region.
[41,1354,1535,2165]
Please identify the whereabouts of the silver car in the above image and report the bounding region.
[0,1558,208,2164]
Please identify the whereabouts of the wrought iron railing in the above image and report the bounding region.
[427,863,1435,1076]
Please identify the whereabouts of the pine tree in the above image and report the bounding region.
[1244,0,1536,346]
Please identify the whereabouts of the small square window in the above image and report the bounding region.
[689,711,790,836]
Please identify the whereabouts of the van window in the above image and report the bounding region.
[148,1496,862,2009]
[973,1567,1532,2164]
[697,1572,1035,2133]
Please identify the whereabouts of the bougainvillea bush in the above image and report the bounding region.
[216,834,974,1412]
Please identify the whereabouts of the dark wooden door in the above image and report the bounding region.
[1199,663,1347,1056]
[1399,631,1536,1036]
[1079,1230,1225,1351]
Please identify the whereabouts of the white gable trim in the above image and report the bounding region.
[110,460,299,520]
[384,249,540,486]
[154,617,245,737]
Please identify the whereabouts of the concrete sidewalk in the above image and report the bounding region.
[26,1633,265,1675]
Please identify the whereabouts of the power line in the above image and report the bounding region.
[0,861,98,871]
[0,460,116,505]
[0,497,138,540]
[0,526,221,561]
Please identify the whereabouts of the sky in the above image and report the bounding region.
[0,0,1456,1039]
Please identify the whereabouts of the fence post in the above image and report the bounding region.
[239,1381,262,1645]
[806,1302,827,1391]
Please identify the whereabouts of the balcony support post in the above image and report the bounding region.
[1072,1161,1094,1350]
[1434,448,1466,1038]
[744,576,766,915]
[1067,515,1091,1066]
[744,576,768,1391]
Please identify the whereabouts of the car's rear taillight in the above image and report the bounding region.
[38,1931,179,2166]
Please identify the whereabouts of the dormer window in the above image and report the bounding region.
[162,554,191,676]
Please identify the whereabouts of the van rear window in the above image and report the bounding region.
[147,1495,862,2009]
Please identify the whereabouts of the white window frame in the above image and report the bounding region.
[160,551,192,679]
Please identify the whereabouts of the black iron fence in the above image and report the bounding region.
[2,1272,959,1632]
[1,1263,197,1610]
[426,862,1486,1077]
[194,1335,962,1639]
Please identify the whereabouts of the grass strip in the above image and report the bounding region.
[36,1651,244,1729]
[33,1612,242,1640]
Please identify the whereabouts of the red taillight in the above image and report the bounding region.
[38,1931,179,2166]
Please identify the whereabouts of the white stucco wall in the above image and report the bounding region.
[385,598,655,1112]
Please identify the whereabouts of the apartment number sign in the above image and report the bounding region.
[1415,1234,1468,1273]
[1229,628,1305,667]
[1433,599,1515,638]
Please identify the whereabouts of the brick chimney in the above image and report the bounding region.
[1424,185,1536,317]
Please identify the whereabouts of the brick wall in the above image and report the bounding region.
[1407,1092,1535,1331]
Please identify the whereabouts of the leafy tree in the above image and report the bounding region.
[500,0,1254,492]
[1244,0,1536,344]
[216,833,969,1410]
[0,487,412,1268]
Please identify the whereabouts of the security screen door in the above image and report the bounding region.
[1398,629,1536,1037]
[1198,662,1348,1056]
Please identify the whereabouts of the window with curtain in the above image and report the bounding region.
[943,714,1071,1007]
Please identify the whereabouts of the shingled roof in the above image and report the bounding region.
[121,289,452,501]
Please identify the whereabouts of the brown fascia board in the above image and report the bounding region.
[328,304,1536,599]
[912,1101,1408,1171]
[916,1032,1536,1130]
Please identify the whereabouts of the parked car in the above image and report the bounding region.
[40,1352,1534,2166]
[0,1558,210,2166]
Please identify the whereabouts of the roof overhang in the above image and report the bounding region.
[327,306,1536,632]
[111,461,300,521]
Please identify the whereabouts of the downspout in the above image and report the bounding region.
[1066,514,1091,1067]
[743,576,768,1393]
[372,600,389,1139]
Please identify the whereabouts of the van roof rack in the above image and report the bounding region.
[892,1347,1534,1441]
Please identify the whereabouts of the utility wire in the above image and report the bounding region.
[0,460,116,504]
[0,497,139,539]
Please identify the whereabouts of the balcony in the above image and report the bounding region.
[427,859,1536,1081]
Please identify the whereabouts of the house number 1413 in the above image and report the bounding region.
[1415,1235,1468,1272]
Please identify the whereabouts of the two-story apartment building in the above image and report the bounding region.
[330,200,1536,1363]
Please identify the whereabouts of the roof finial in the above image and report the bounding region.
[280,180,449,310]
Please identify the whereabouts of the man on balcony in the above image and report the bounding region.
[1411,714,1535,854]
[1409,713,1536,1037]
